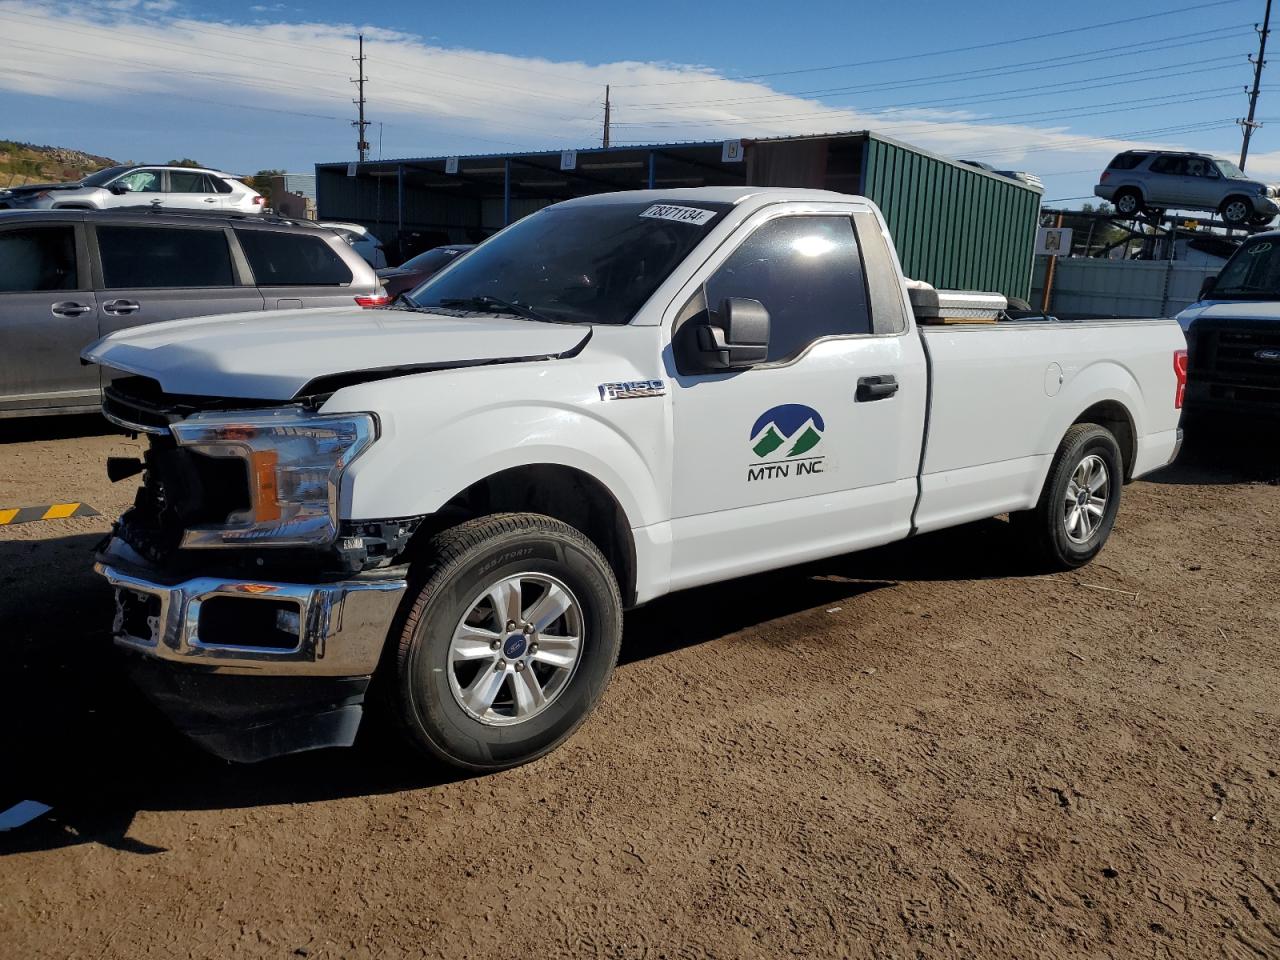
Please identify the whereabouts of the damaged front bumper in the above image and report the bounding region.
[95,544,407,762]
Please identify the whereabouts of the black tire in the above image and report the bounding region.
[390,513,622,771]
[1221,196,1253,226]
[1249,212,1275,228]
[1113,189,1143,218]
[1012,424,1124,571]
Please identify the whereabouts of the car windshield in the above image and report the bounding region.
[401,247,469,273]
[1210,238,1280,298]
[81,165,134,187]
[1216,159,1249,180]
[403,200,731,324]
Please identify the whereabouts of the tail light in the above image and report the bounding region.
[1173,349,1188,408]
[252,195,265,205]
[354,294,390,308]
[1100,171,1110,183]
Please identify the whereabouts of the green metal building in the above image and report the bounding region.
[315,131,1042,299]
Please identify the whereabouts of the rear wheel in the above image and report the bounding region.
[390,513,622,771]
[1113,189,1143,218]
[1013,424,1123,570]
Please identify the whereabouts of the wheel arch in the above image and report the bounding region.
[407,464,639,607]
[1071,400,1137,481]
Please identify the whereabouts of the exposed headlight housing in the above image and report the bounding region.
[170,408,377,548]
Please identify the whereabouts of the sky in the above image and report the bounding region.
[3,0,1280,207]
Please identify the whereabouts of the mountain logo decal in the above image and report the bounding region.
[750,404,825,459]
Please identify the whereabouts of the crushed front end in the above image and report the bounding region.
[95,377,417,762]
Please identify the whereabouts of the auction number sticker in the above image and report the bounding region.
[640,204,717,225]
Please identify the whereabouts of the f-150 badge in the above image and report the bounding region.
[598,380,666,400]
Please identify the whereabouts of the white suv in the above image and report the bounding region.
[0,165,265,214]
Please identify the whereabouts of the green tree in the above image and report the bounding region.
[167,158,203,168]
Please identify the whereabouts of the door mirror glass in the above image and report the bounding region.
[108,183,133,195]
[1199,274,1218,300]
[696,297,770,369]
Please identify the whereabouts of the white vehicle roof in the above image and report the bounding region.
[556,186,856,208]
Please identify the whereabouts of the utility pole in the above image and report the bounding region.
[602,84,611,149]
[1239,0,1272,170]
[352,33,370,162]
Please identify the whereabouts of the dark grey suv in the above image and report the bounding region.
[0,209,386,417]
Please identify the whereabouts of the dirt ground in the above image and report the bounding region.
[1,415,1277,960]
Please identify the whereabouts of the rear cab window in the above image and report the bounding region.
[235,230,353,286]
[96,225,235,288]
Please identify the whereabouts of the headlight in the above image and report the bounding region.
[170,408,377,548]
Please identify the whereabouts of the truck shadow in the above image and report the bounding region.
[0,515,1031,857]
[1144,419,1279,486]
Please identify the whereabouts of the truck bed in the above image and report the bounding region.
[913,317,1185,534]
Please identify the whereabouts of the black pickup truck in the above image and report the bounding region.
[1180,232,1280,419]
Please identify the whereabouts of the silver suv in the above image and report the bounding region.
[1095,150,1280,227]
[0,209,386,418]
[0,164,265,214]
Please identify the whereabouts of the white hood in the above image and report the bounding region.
[82,307,590,400]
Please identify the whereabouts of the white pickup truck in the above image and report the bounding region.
[84,187,1186,769]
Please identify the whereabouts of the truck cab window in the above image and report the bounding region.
[703,215,871,362]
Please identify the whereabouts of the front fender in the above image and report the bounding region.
[336,397,665,531]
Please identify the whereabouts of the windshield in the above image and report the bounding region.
[81,165,134,187]
[1216,159,1249,180]
[1211,238,1280,298]
[404,200,731,324]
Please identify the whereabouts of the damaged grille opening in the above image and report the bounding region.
[118,436,253,562]
[197,596,302,650]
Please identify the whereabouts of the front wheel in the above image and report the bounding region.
[390,513,622,771]
[1221,196,1253,226]
[1012,424,1123,570]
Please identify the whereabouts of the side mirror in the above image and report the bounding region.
[696,297,770,370]
[108,183,132,195]
[1199,274,1218,300]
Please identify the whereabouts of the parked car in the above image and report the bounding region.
[1177,229,1280,419]
[84,187,1185,769]
[1095,151,1280,227]
[958,160,1044,190]
[0,164,265,214]
[377,243,474,298]
[0,208,385,418]
[317,221,387,268]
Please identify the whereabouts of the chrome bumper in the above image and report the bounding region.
[95,562,407,677]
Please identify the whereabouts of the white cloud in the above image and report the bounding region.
[0,0,1261,200]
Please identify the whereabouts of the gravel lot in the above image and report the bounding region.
[1,416,1278,959]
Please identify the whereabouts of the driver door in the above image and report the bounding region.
[664,206,925,592]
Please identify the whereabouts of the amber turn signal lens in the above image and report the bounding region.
[250,450,281,522]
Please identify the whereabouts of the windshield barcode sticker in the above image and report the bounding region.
[640,204,717,225]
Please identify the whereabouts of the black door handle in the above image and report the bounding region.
[50,301,92,318]
[856,375,899,402]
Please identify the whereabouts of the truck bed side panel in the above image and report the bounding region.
[914,319,1184,534]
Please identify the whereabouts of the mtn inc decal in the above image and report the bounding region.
[747,404,827,482]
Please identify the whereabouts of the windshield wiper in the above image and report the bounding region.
[437,295,556,324]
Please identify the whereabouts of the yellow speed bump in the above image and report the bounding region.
[0,503,100,525]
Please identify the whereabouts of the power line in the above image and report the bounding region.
[615,0,1251,87]
[611,63,1246,133]
[619,26,1250,111]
